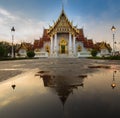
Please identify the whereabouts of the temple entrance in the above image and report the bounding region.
[59,38,67,54]
[61,45,65,54]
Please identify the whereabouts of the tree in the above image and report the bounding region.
[91,49,98,57]
[0,45,5,58]
[27,51,35,58]
[0,42,11,58]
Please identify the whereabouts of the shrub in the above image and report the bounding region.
[27,51,35,58]
[91,49,98,57]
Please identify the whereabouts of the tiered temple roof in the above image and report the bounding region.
[94,42,112,52]
[33,9,94,49]
[16,42,33,52]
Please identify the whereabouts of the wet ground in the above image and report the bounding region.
[0,58,120,118]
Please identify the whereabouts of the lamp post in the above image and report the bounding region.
[11,27,15,58]
[111,25,116,56]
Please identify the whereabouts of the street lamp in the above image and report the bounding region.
[11,26,15,58]
[111,25,116,56]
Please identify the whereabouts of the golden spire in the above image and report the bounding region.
[62,2,64,13]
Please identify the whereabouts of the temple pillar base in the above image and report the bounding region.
[69,50,74,57]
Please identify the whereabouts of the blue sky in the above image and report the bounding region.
[0,0,120,50]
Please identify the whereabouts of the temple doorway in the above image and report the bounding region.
[60,38,67,54]
[61,45,65,54]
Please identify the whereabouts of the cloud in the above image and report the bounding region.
[13,19,48,43]
[0,7,48,43]
[0,6,120,51]
[73,14,120,51]
[0,8,16,20]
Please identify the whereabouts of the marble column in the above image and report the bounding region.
[50,36,53,56]
[54,33,58,56]
[69,33,72,56]
[73,36,76,56]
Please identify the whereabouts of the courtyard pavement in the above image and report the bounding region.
[0,58,120,82]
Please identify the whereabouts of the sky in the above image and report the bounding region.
[0,0,120,50]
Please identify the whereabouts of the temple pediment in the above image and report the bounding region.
[48,10,79,36]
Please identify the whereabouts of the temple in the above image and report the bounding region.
[39,73,85,107]
[33,8,94,58]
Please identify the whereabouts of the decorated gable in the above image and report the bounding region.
[47,10,79,36]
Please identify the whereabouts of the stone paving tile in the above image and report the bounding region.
[0,58,120,82]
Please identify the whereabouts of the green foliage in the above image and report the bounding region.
[27,51,35,58]
[0,45,5,58]
[0,45,9,58]
[0,42,11,58]
[88,55,120,60]
[106,56,120,60]
[91,49,98,57]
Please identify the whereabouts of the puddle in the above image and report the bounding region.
[0,69,17,71]
[0,61,120,118]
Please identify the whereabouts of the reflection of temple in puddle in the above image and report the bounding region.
[40,74,86,106]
